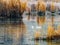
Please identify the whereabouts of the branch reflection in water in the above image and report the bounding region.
[3,22,26,45]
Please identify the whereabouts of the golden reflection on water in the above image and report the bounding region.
[34,40,60,45]
[37,16,45,25]
[47,41,60,45]
[4,22,26,42]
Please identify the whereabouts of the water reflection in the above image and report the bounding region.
[0,17,60,45]
[34,40,60,45]
[0,22,26,45]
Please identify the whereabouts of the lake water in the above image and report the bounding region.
[0,15,60,45]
